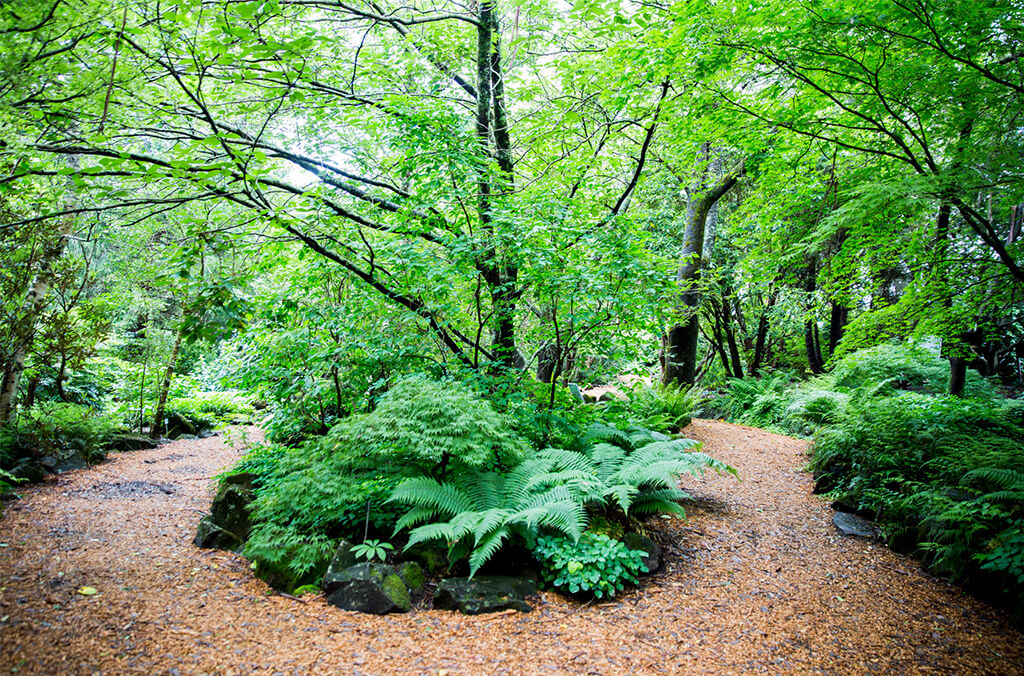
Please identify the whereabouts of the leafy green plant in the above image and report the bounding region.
[537,424,736,520]
[1,403,120,465]
[532,532,647,598]
[597,381,705,432]
[351,539,395,562]
[390,458,588,575]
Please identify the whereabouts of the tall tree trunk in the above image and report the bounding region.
[749,292,776,377]
[663,154,742,386]
[827,301,848,356]
[151,324,184,439]
[724,306,745,379]
[0,221,71,426]
[949,356,967,397]
[474,2,519,369]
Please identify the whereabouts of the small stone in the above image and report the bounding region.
[833,511,879,539]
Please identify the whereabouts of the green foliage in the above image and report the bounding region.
[163,390,254,429]
[710,370,795,429]
[306,375,528,474]
[810,392,1024,615]
[351,539,395,562]
[597,381,705,432]
[537,424,736,519]
[390,460,589,576]
[829,343,992,396]
[0,467,24,513]
[0,403,120,466]
[390,421,734,575]
[532,532,647,599]
[235,376,533,587]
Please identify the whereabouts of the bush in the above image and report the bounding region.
[829,343,994,397]
[0,403,120,466]
[234,375,530,588]
[390,422,735,576]
[164,390,254,430]
[596,381,704,433]
[533,532,647,598]
[810,392,1024,618]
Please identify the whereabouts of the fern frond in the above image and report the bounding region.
[468,528,509,576]
[582,423,633,450]
[389,476,475,517]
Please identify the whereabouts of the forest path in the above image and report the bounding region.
[1,421,1022,674]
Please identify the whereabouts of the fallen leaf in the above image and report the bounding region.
[77,586,98,596]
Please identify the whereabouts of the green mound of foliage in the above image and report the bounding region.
[0,403,120,467]
[164,390,255,429]
[236,376,528,589]
[812,393,1024,610]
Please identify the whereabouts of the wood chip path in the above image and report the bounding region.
[1,420,1022,674]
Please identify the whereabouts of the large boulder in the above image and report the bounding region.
[107,433,158,451]
[193,473,256,552]
[10,458,46,483]
[53,452,90,473]
[324,562,411,614]
[622,532,662,574]
[433,575,536,615]
[396,561,425,596]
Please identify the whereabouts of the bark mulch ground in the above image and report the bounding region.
[1,420,1022,674]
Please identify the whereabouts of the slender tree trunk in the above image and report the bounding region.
[151,325,184,439]
[722,299,745,379]
[0,221,71,426]
[663,155,742,386]
[749,293,775,377]
[949,356,967,397]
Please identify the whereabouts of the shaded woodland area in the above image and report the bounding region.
[2,0,1023,660]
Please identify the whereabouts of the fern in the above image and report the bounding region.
[390,462,588,576]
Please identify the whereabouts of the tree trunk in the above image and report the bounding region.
[151,325,184,439]
[949,356,967,397]
[723,299,745,379]
[749,294,774,377]
[0,221,71,426]
[828,301,848,356]
[663,154,742,386]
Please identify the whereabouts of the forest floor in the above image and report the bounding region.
[1,421,1023,675]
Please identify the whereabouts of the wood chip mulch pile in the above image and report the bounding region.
[1,421,1022,674]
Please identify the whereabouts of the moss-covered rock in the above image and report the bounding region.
[396,561,425,595]
[433,576,536,615]
[324,562,411,614]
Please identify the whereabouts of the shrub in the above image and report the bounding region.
[810,392,1024,617]
[533,532,647,598]
[234,375,531,588]
[0,403,120,465]
[597,381,705,433]
[390,422,735,575]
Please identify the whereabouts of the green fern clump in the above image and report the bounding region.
[390,422,736,576]
[597,382,705,433]
[784,390,848,435]
[390,460,588,575]
[810,391,1024,616]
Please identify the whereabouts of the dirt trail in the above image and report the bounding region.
[1,421,1022,675]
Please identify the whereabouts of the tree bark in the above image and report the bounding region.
[0,221,71,426]
[827,300,848,356]
[663,154,742,386]
[151,324,184,439]
[949,356,967,397]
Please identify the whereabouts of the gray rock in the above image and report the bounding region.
[175,434,199,441]
[833,511,879,539]
[107,433,158,451]
[193,515,243,552]
[433,576,536,615]
[622,532,662,574]
[321,540,357,587]
[54,453,89,473]
[324,562,411,614]
[39,455,58,472]
[166,412,197,439]
[194,473,255,552]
